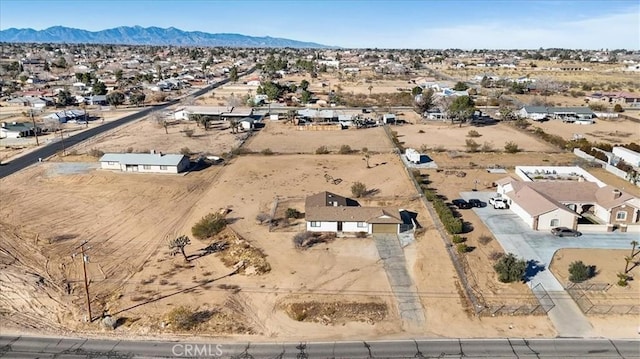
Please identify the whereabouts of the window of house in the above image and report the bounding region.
[310,221,320,228]
[550,219,559,227]
[616,211,627,221]
[107,161,116,165]
[143,165,151,170]
[357,222,367,228]
[159,165,168,170]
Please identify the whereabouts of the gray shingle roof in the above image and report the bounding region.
[99,153,187,166]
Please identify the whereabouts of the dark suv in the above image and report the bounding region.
[468,199,484,208]
[452,199,472,209]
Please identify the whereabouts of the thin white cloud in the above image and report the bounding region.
[390,9,639,49]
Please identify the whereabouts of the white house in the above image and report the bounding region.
[405,148,421,164]
[99,151,190,174]
[305,192,402,234]
[612,147,640,167]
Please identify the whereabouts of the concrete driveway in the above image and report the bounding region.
[460,191,637,338]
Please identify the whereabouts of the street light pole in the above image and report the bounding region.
[73,241,92,322]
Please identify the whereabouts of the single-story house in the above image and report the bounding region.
[0,122,40,139]
[99,151,190,174]
[518,106,595,121]
[43,110,86,123]
[496,177,640,230]
[86,95,108,106]
[305,191,402,234]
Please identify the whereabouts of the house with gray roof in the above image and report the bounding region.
[519,106,595,122]
[305,191,402,234]
[1,122,41,139]
[99,151,190,174]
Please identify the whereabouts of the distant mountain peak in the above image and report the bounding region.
[0,25,333,48]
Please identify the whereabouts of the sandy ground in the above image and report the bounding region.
[245,121,395,154]
[69,116,245,157]
[530,118,640,145]
[395,122,558,153]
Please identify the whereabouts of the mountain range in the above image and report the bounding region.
[0,26,332,48]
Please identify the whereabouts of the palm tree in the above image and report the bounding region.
[169,235,191,262]
[631,240,639,257]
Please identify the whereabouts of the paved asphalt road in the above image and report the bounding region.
[1,335,638,358]
[0,72,250,179]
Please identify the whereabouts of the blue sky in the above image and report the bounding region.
[1,0,638,49]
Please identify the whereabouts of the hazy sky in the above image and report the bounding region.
[1,0,638,49]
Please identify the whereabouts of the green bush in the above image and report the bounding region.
[613,104,624,113]
[467,130,481,138]
[452,235,466,244]
[285,208,300,219]
[568,260,594,283]
[261,148,274,155]
[191,213,227,240]
[456,243,469,254]
[493,253,527,283]
[431,196,463,234]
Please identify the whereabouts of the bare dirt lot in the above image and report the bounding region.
[69,116,246,157]
[394,122,558,153]
[529,118,640,145]
[245,121,394,154]
[0,152,558,339]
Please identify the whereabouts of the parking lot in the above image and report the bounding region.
[460,191,637,337]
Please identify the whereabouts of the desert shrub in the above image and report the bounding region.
[418,129,425,133]
[480,141,494,152]
[504,141,521,153]
[191,213,227,240]
[478,234,493,245]
[101,315,117,330]
[356,231,367,238]
[465,139,480,153]
[183,128,194,137]
[493,253,527,283]
[424,189,437,202]
[613,104,624,113]
[88,148,104,158]
[68,150,78,156]
[261,148,274,155]
[569,261,595,283]
[180,147,191,156]
[338,144,353,154]
[488,251,504,261]
[256,213,270,225]
[456,243,469,254]
[589,103,607,111]
[285,208,300,219]
[126,147,134,153]
[351,181,367,198]
[514,118,530,129]
[467,130,481,138]
[315,145,330,154]
[419,144,429,153]
[165,306,212,330]
[431,196,463,234]
[452,235,466,244]
[293,231,335,249]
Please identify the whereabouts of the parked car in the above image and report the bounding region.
[551,227,582,237]
[452,199,472,209]
[468,199,485,208]
[489,197,509,209]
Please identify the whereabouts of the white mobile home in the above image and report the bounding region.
[99,152,190,174]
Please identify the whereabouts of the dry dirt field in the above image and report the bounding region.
[245,121,395,154]
[394,122,558,153]
[69,116,245,157]
[528,117,640,145]
[0,152,558,339]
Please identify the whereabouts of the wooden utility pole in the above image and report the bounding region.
[83,103,88,128]
[29,109,39,146]
[60,129,66,155]
[73,241,92,322]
